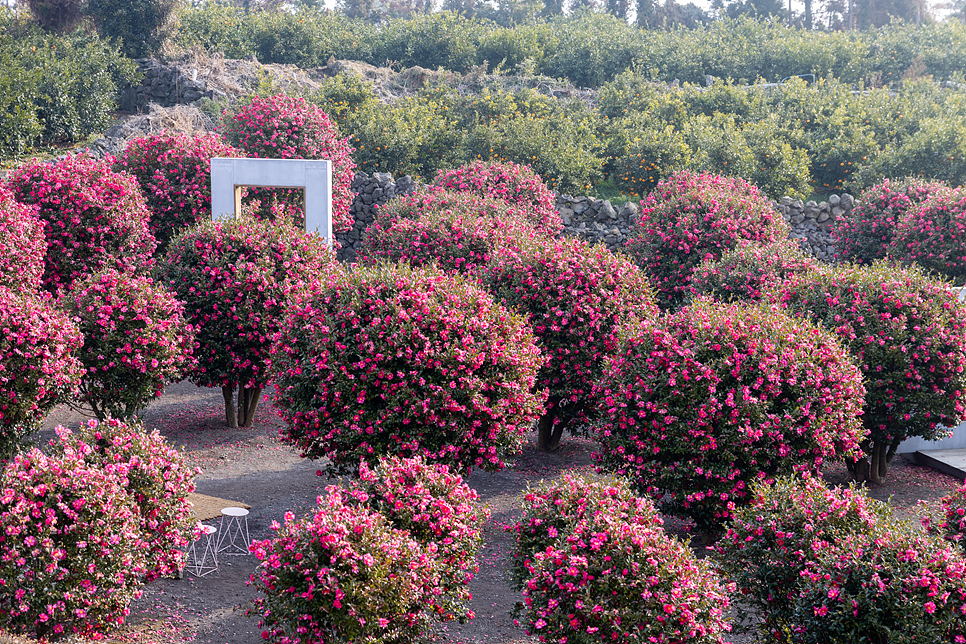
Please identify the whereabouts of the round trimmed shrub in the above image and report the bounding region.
[0,186,45,293]
[776,261,966,484]
[49,418,197,583]
[0,288,83,458]
[222,93,356,235]
[691,240,819,303]
[358,195,543,280]
[6,155,157,294]
[271,262,544,475]
[716,476,966,644]
[62,269,194,420]
[509,474,733,644]
[623,171,790,309]
[889,187,966,282]
[116,131,244,253]
[248,486,442,644]
[352,456,489,623]
[0,448,147,639]
[430,161,561,236]
[160,216,335,428]
[593,299,866,534]
[486,236,659,451]
[833,178,949,265]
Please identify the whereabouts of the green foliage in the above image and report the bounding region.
[85,0,181,59]
[377,11,484,72]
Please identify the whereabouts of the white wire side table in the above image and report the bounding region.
[186,523,219,577]
[216,506,251,555]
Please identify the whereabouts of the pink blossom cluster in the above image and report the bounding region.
[890,187,966,282]
[0,448,145,638]
[0,185,46,293]
[430,160,561,235]
[351,456,489,623]
[927,483,966,553]
[508,474,732,644]
[359,191,544,281]
[270,262,545,475]
[623,171,789,309]
[592,299,866,533]
[161,216,334,393]
[775,262,966,470]
[691,240,818,303]
[0,288,83,457]
[485,236,659,449]
[222,93,356,234]
[6,154,157,294]
[249,457,488,644]
[716,476,966,643]
[61,268,195,420]
[833,178,949,265]
[50,419,198,583]
[116,131,244,251]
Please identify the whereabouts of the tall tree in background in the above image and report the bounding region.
[606,0,630,19]
[477,0,542,23]
[339,0,375,18]
[638,0,711,27]
[442,0,479,17]
[25,0,84,32]
[541,0,565,16]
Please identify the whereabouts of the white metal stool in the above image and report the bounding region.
[216,506,251,555]
[186,523,218,577]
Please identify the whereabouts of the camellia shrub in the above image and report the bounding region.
[61,269,194,420]
[116,131,244,253]
[0,287,83,458]
[249,486,441,644]
[776,261,966,484]
[222,93,356,235]
[271,262,544,475]
[0,448,147,639]
[0,185,45,293]
[593,299,866,534]
[49,418,197,583]
[508,474,733,644]
[832,178,949,265]
[6,155,157,294]
[924,483,966,555]
[161,216,334,428]
[716,476,966,644]
[690,240,819,303]
[623,171,789,309]
[486,237,659,451]
[889,187,966,282]
[351,456,489,624]
[429,160,561,236]
[358,194,542,281]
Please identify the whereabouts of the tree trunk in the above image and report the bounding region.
[847,438,899,485]
[238,386,262,428]
[222,385,238,428]
[537,398,571,452]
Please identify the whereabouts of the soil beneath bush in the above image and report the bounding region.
[20,380,964,644]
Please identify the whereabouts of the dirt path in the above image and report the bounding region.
[32,381,965,644]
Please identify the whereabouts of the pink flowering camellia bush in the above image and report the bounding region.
[161,216,335,428]
[116,131,244,253]
[222,93,356,234]
[62,269,195,420]
[49,418,197,583]
[358,193,543,281]
[351,456,489,624]
[271,262,544,475]
[0,448,148,639]
[889,187,966,282]
[0,185,46,293]
[0,287,83,458]
[832,178,949,265]
[716,476,966,644]
[429,160,561,236]
[623,170,789,309]
[486,236,659,451]
[775,261,966,484]
[924,483,966,554]
[592,299,866,534]
[6,154,157,294]
[508,474,733,644]
[248,486,445,644]
[690,240,819,303]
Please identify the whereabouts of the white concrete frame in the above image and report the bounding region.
[210,158,333,247]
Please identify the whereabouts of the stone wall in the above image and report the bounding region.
[338,172,416,263]
[777,194,855,262]
[119,59,216,112]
